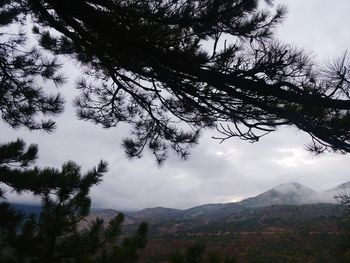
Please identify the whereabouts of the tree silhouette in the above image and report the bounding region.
[0,160,148,263]
[335,192,350,263]
[0,0,67,197]
[0,2,148,261]
[0,0,64,132]
[18,0,350,164]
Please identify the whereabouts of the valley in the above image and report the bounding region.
[87,182,349,262]
[11,181,350,262]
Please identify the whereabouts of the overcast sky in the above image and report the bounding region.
[2,1,350,211]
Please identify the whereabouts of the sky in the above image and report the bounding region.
[1,1,350,211]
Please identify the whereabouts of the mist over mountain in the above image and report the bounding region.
[238,181,350,208]
[323,181,350,202]
[239,182,323,207]
[74,181,348,230]
[11,181,349,228]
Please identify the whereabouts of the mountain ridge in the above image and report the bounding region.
[239,182,321,207]
[125,181,350,213]
[10,181,350,229]
[77,181,348,229]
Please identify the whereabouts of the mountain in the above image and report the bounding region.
[238,182,321,207]
[323,181,350,202]
[10,181,349,234]
[328,181,350,192]
[142,203,342,263]
[79,209,135,230]
[130,207,182,224]
[127,203,246,224]
[190,203,340,233]
[22,181,344,263]
[182,203,246,222]
[84,181,350,229]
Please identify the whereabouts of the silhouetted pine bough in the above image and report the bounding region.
[13,0,350,164]
[0,156,148,263]
[0,0,67,201]
[0,5,148,260]
[2,1,350,164]
[0,0,64,132]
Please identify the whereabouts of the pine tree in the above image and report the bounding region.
[0,160,148,263]
[0,2,148,262]
[0,0,65,194]
[0,0,64,132]
[336,193,350,263]
[18,0,350,164]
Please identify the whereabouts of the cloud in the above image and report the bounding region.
[274,148,316,167]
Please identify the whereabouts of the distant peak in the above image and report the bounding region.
[277,182,304,187]
[272,182,313,192]
[326,181,350,193]
[237,181,320,208]
[335,181,350,189]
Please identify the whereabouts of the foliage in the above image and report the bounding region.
[0,0,64,132]
[0,139,69,198]
[0,0,65,198]
[0,160,148,263]
[17,0,350,164]
[335,193,350,263]
[0,2,147,263]
[169,243,237,263]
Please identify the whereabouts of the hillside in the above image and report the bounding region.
[324,181,350,202]
[8,182,349,263]
[238,182,321,207]
[85,181,349,227]
[79,182,350,238]
[140,203,343,263]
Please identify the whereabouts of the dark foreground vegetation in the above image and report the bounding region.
[138,205,344,262]
[6,202,350,263]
